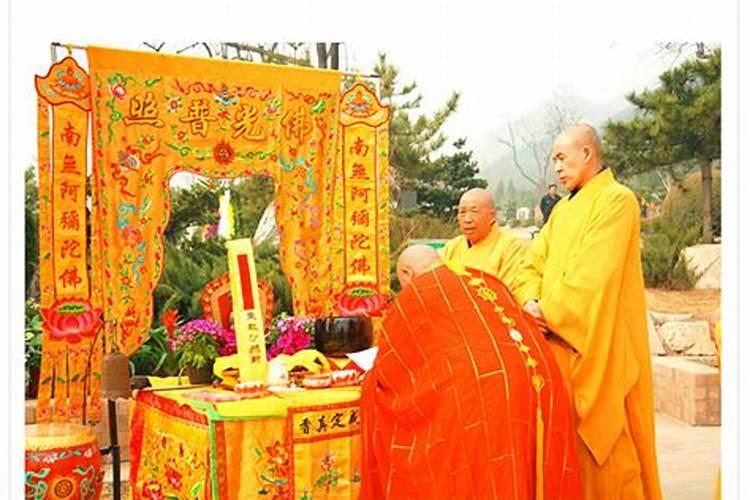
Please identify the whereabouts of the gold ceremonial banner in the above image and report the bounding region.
[35,57,103,423]
[35,47,392,377]
[87,46,343,355]
[332,83,391,316]
[226,239,268,382]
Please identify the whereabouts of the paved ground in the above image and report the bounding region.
[656,412,721,500]
[102,411,720,499]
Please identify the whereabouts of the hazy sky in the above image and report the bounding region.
[10,1,733,177]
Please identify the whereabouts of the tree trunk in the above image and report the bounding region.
[701,159,713,243]
[329,43,340,70]
[316,43,328,69]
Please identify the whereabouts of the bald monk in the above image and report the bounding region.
[360,245,582,499]
[516,124,662,499]
[440,188,527,295]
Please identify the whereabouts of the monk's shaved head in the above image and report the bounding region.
[555,124,602,155]
[457,188,497,245]
[552,123,604,191]
[459,188,495,210]
[397,245,442,288]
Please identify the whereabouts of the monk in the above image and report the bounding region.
[515,124,662,499]
[360,245,582,499]
[440,188,527,295]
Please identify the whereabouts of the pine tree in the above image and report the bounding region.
[604,49,720,242]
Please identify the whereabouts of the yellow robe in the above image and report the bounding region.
[440,224,527,295]
[515,168,662,500]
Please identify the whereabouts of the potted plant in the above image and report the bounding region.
[170,319,235,384]
[266,314,315,360]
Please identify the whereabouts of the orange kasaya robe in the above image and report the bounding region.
[360,265,582,500]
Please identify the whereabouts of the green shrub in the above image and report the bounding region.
[641,218,700,289]
[662,167,721,237]
[129,326,181,376]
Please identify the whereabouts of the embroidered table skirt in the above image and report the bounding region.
[129,386,362,499]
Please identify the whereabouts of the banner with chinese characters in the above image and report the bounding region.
[287,399,363,498]
[226,238,268,382]
[86,46,343,355]
[35,57,103,423]
[332,83,391,316]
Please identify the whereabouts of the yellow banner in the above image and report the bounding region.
[51,104,89,298]
[87,46,343,355]
[288,400,363,498]
[331,83,391,316]
[35,57,101,423]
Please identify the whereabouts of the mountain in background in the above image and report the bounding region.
[476,93,636,192]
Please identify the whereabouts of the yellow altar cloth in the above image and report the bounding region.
[130,385,362,499]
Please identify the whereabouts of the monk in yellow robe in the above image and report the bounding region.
[440,188,527,295]
[515,124,662,499]
[360,245,582,499]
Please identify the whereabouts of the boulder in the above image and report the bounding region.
[650,310,693,325]
[647,312,666,355]
[682,244,721,289]
[659,320,717,356]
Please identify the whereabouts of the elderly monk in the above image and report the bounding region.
[440,188,527,294]
[516,124,662,500]
[360,245,582,499]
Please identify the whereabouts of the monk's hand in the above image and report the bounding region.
[523,300,551,334]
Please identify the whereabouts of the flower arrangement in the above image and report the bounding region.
[169,318,237,370]
[266,314,315,360]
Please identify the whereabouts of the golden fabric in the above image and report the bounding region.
[440,224,527,296]
[516,168,662,500]
[130,387,362,499]
[81,48,390,358]
[35,57,102,423]
[86,46,343,355]
[332,84,392,311]
[360,265,582,499]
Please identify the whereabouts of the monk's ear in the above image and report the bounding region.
[397,267,414,288]
[582,145,592,163]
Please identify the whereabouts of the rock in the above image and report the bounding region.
[682,244,721,289]
[659,320,717,356]
[650,310,693,325]
[647,312,666,355]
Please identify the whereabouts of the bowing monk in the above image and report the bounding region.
[516,124,662,499]
[360,245,582,499]
[440,188,527,295]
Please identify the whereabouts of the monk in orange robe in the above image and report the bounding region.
[360,245,582,499]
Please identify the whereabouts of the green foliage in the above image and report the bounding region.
[604,49,721,242]
[639,168,719,289]
[641,218,699,290]
[662,167,721,237]
[254,241,293,315]
[374,53,460,184]
[176,333,219,370]
[164,178,222,243]
[389,212,458,292]
[230,176,275,238]
[128,326,181,376]
[25,166,39,300]
[153,239,226,322]
[415,138,487,218]
[25,301,43,396]
[604,49,721,178]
